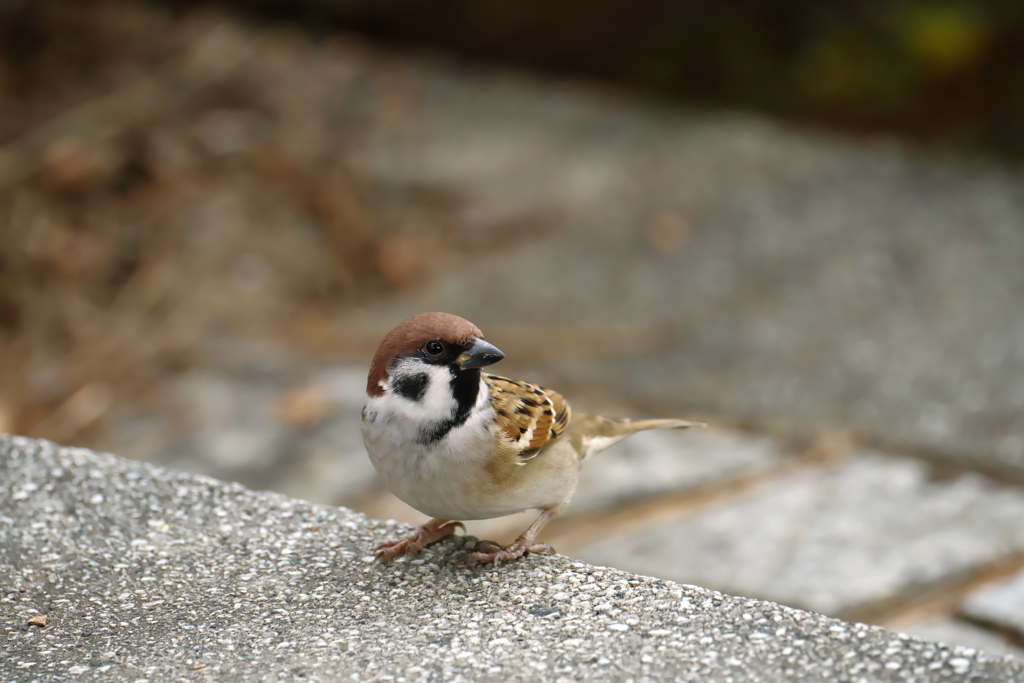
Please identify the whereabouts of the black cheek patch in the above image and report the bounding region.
[393,373,429,402]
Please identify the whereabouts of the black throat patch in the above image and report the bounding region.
[418,367,480,444]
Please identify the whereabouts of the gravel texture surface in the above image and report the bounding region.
[3,435,1023,682]
[906,620,1024,661]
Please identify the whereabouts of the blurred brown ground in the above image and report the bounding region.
[5,2,1024,656]
[4,0,1024,458]
[0,1,479,447]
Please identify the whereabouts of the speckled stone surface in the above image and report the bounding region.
[905,619,1023,661]
[572,453,1024,617]
[2,436,1021,682]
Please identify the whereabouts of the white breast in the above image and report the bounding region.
[361,370,503,520]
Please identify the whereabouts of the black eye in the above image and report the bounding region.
[424,340,445,356]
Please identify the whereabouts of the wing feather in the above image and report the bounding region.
[483,373,571,460]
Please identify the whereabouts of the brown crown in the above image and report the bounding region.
[366,312,484,396]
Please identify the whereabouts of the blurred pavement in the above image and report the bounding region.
[2,3,1022,660]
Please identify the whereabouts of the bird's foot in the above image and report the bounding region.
[375,519,465,561]
[458,539,555,567]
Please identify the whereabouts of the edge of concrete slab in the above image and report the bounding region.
[2,434,1022,682]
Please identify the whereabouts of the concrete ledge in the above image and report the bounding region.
[2,435,1022,682]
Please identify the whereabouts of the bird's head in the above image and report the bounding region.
[366,312,504,398]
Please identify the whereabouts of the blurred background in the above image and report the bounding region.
[2,0,1024,659]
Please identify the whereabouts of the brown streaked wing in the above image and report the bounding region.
[483,373,571,459]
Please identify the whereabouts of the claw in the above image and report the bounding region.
[374,519,465,562]
[457,539,556,567]
[455,508,560,567]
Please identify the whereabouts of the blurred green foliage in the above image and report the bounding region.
[190,0,1024,157]
[3,0,1021,155]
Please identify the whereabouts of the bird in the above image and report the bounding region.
[361,312,703,566]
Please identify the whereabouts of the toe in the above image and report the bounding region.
[374,536,420,561]
[456,548,499,567]
[456,553,485,567]
[441,521,467,534]
[473,540,503,553]
[526,543,555,555]
[374,542,398,557]
[456,541,534,567]
[374,547,400,562]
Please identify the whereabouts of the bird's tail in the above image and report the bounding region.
[573,415,705,459]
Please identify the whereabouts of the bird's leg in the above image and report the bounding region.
[375,518,465,561]
[459,508,558,566]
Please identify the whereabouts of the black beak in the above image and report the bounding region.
[457,338,505,369]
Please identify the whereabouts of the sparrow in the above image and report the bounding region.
[361,312,703,566]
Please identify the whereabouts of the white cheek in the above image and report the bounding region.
[376,360,456,423]
[421,365,459,415]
